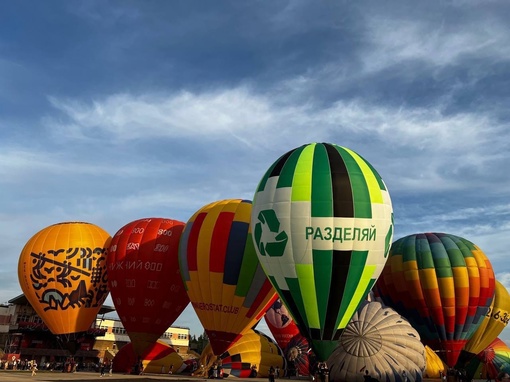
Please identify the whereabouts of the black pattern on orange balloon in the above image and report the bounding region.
[29,246,107,311]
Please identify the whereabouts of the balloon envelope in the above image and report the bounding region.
[179,199,277,355]
[424,346,447,379]
[376,232,495,367]
[107,218,189,356]
[113,340,184,374]
[199,329,286,378]
[458,280,510,366]
[18,222,111,335]
[284,333,310,377]
[327,301,426,382]
[264,298,301,350]
[251,142,394,360]
[465,338,510,380]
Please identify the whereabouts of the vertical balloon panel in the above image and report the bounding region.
[18,222,111,335]
[179,199,277,355]
[252,143,393,361]
[107,218,189,357]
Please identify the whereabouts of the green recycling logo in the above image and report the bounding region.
[254,209,288,257]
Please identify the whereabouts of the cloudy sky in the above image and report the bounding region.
[2,1,510,345]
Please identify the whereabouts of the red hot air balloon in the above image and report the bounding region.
[264,298,301,350]
[107,218,190,356]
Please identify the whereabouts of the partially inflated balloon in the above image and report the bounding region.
[457,280,510,367]
[376,232,495,367]
[112,340,184,374]
[18,222,111,335]
[327,301,426,382]
[424,346,447,379]
[179,199,277,355]
[199,329,286,378]
[252,143,393,360]
[107,218,189,356]
[465,338,510,380]
[285,333,310,376]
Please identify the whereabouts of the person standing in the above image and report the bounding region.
[275,365,280,378]
[31,361,38,376]
[402,370,408,382]
[100,362,106,377]
[363,370,371,382]
[269,366,276,382]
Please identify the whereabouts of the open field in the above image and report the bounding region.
[0,371,490,382]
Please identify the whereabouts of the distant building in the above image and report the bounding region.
[0,294,190,369]
[94,316,190,357]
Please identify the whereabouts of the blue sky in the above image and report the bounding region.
[2,1,510,345]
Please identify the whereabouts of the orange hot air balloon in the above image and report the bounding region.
[179,199,277,356]
[18,222,111,335]
[107,218,189,356]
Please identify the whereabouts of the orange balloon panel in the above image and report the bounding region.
[18,222,111,335]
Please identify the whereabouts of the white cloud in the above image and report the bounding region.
[46,87,503,150]
[46,89,279,146]
[363,13,510,72]
[41,86,509,198]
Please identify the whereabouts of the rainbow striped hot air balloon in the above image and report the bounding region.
[251,142,394,361]
[376,232,496,368]
[179,199,277,356]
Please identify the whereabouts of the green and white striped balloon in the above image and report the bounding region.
[251,142,393,361]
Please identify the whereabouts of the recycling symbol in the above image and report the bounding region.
[254,209,288,257]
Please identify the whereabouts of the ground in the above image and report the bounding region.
[0,371,493,382]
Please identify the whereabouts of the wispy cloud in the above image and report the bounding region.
[42,86,509,197]
[363,11,510,72]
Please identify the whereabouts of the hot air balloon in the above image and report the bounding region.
[18,222,111,338]
[251,142,394,361]
[179,199,277,356]
[457,280,510,368]
[107,218,189,356]
[264,298,301,350]
[199,329,286,378]
[327,301,426,382]
[376,232,495,368]
[424,346,447,379]
[284,333,310,377]
[464,338,510,380]
[112,339,184,374]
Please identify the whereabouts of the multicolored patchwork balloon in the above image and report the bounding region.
[251,142,394,361]
[376,232,495,368]
[179,199,277,355]
[465,338,510,380]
